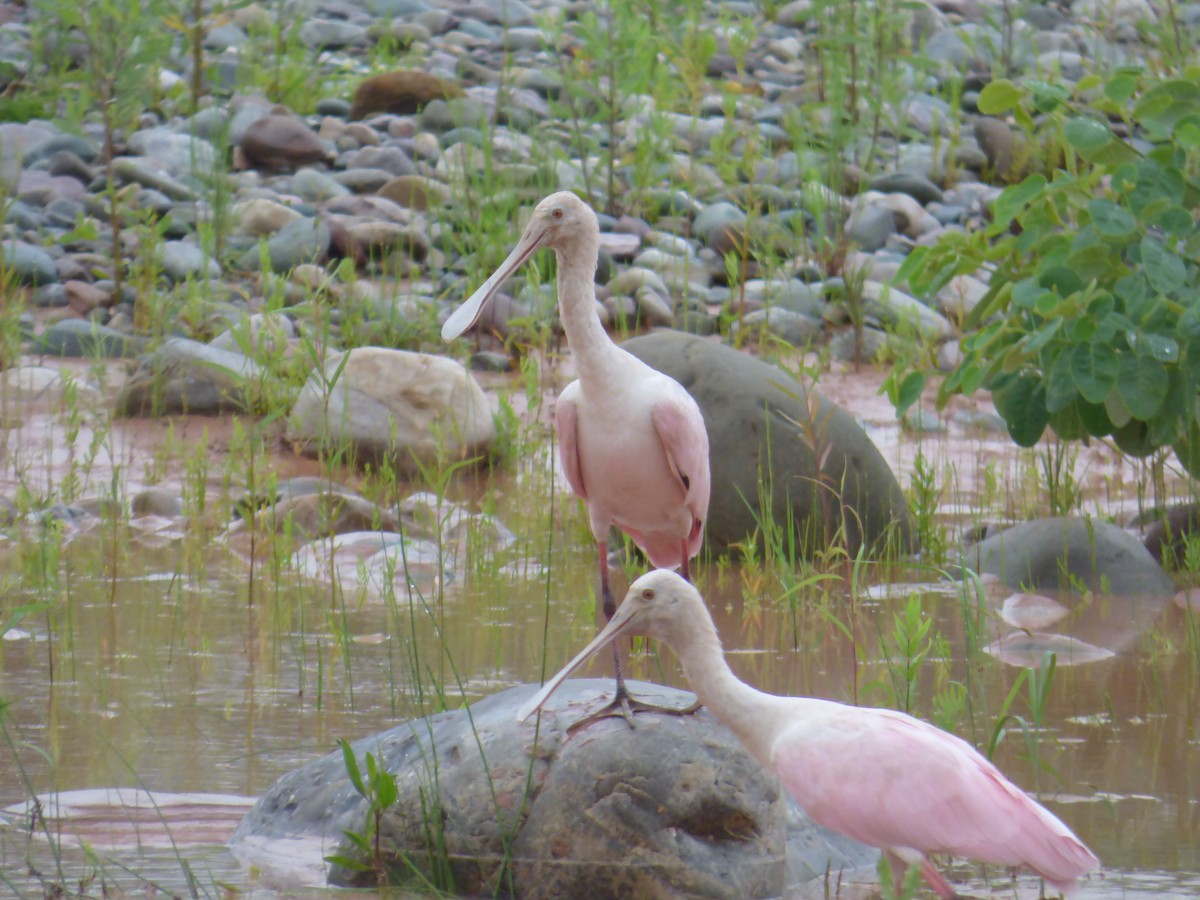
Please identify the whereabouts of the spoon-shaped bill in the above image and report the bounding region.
[441,225,549,341]
[516,601,641,722]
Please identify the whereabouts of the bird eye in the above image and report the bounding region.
[551,208,563,219]
[642,589,654,600]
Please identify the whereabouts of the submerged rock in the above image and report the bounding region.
[964,517,1174,598]
[622,331,914,557]
[964,517,1175,656]
[230,680,873,896]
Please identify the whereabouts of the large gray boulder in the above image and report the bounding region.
[230,681,874,897]
[964,517,1174,658]
[965,517,1173,598]
[287,347,494,471]
[622,331,913,557]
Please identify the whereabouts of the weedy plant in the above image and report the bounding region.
[36,0,173,310]
[327,740,402,886]
[892,69,1200,472]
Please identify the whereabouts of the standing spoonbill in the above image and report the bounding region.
[442,192,711,726]
[517,570,1100,899]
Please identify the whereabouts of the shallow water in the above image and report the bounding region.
[1,362,1198,898]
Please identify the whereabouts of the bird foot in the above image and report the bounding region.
[567,691,702,734]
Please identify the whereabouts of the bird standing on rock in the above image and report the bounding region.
[442,192,711,728]
[518,569,1101,899]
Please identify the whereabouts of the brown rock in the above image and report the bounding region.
[254,492,399,542]
[64,280,113,315]
[349,70,464,120]
[240,115,332,172]
[974,116,1026,183]
[376,174,449,210]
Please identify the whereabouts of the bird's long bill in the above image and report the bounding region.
[440,224,548,341]
[516,603,641,722]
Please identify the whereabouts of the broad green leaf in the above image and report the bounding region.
[1029,80,1069,112]
[1113,419,1156,456]
[1095,310,1130,343]
[1182,304,1200,339]
[1045,351,1078,413]
[1064,116,1112,152]
[978,79,1022,114]
[1134,80,1200,134]
[1089,199,1136,237]
[1013,278,1051,310]
[1177,118,1200,149]
[377,776,398,808]
[1130,160,1184,215]
[1037,266,1083,296]
[1105,391,1132,427]
[1078,399,1115,437]
[340,741,366,797]
[1022,317,1062,355]
[894,246,930,288]
[1135,332,1179,362]
[1116,353,1169,419]
[891,371,926,417]
[1002,377,1049,447]
[1140,235,1186,294]
[1086,140,1139,166]
[1155,206,1195,237]
[1104,73,1138,104]
[992,174,1047,227]
[1048,405,1087,440]
[1175,424,1200,480]
[1071,341,1119,403]
[1114,273,1149,318]
[1065,243,1115,285]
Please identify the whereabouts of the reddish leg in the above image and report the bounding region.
[567,540,699,732]
[885,851,959,900]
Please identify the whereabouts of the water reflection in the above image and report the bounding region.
[0,503,1198,896]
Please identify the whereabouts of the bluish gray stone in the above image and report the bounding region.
[236,216,332,273]
[127,127,218,178]
[23,133,99,167]
[299,19,368,50]
[156,241,221,283]
[1,240,57,286]
[846,205,897,252]
[116,337,261,415]
[29,319,147,358]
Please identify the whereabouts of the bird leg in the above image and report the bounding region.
[886,851,959,900]
[566,542,700,733]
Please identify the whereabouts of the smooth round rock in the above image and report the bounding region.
[286,347,495,472]
[622,331,915,556]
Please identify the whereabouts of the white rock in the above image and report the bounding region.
[0,366,105,411]
[287,348,495,471]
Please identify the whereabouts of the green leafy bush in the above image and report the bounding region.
[893,67,1200,473]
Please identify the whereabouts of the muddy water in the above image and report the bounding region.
[1,358,1198,897]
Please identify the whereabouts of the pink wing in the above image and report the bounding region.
[554,393,588,502]
[771,708,1098,890]
[650,397,711,555]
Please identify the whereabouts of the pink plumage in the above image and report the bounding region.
[444,192,711,725]
[518,570,1100,898]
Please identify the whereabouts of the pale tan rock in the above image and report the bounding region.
[287,348,495,471]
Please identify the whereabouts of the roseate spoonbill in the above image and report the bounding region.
[518,570,1100,899]
[442,192,711,726]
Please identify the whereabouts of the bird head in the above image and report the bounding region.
[516,569,699,722]
[441,191,597,341]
